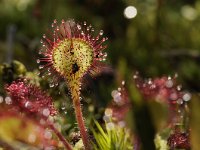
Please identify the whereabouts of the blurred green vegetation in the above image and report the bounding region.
[0,0,200,89]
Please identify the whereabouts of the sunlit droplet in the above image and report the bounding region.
[0,96,3,103]
[5,97,12,105]
[83,21,86,25]
[183,93,191,101]
[77,24,81,30]
[181,5,197,21]
[177,99,183,105]
[37,59,40,63]
[165,80,173,88]
[124,6,137,19]
[61,19,65,24]
[28,134,36,143]
[99,30,104,36]
[106,122,114,130]
[43,34,46,38]
[44,130,52,139]
[170,93,178,101]
[49,83,54,88]
[25,101,31,108]
[39,65,44,69]
[42,108,50,116]
[105,108,113,117]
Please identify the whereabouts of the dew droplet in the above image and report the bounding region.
[53,19,57,24]
[77,24,81,30]
[183,93,191,102]
[56,26,59,31]
[42,108,50,116]
[28,134,36,143]
[39,65,44,69]
[99,30,104,35]
[25,101,31,108]
[177,85,182,91]
[122,80,125,85]
[0,96,3,103]
[83,21,86,25]
[49,83,54,88]
[44,130,52,139]
[43,34,46,38]
[40,39,43,44]
[169,93,178,101]
[37,59,40,63]
[168,76,172,80]
[105,108,113,117]
[61,19,65,24]
[103,115,111,122]
[118,121,126,128]
[133,74,138,79]
[106,122,114,130]
[177,99,183,105]
[165,79,173,88]
[111,90,119,98]
[61,106,66,110]
[5,97,12,105]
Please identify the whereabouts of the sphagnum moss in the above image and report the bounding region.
[38,19,108,149]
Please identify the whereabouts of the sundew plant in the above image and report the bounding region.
[0,4,199,149]
[38,19,107,149]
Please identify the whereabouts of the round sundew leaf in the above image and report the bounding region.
[52,38,93,83]
[38,19,108,91]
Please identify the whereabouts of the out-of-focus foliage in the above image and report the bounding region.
[92,120,133,150]
[0,111,57,149]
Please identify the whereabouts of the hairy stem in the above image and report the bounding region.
[71,86,90,150]
[48,121,73,150]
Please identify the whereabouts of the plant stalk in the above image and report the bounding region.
[71,87,90,150]
[48,121,73,150]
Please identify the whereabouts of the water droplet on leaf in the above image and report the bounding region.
[39,65,44,69]
[37,59,40,63]
[183,93,191,101]
[42,108,50,116]
[5,97,12,105]
[43,34,46,38]
[99,30,104,35]
[0,96,3,103]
